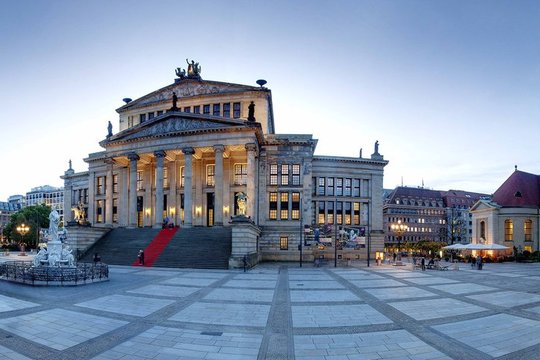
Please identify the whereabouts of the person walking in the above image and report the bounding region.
[138,249,145,266]
[421,256,426,271]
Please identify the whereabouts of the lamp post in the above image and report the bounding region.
[16,223,30,256]
[390,220,408,261]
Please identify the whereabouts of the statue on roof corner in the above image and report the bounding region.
[186,59,201,77]
[248,101,256,122]
[175,67,186,79]
[107,121,113,138]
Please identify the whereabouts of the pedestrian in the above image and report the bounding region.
[421,257,426,271]
[138,249,145,266]
[243,255,248,272]
[393,252,397,263]
[477,255,482,270]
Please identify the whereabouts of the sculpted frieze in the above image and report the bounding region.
[119,118,230,141]
[143,82,244,105]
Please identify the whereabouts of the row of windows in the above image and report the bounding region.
[269,192,301,220]
[127,102,242,128]
[504,219,533,241]
[387,216,446,225]
[96,175,120,195]
[316,201,363,226]
[95,199,119,223]
[269,164,301,186]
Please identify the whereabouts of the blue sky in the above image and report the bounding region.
[1,0,539,201]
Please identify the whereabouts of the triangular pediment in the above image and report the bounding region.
[470,199,499,212]
[117,78,261,112]
[102,113,253,145]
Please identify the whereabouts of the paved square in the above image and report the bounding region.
[433,314,540,357]
[349,279,407,288]
[204,288,274,302]
[467,290,540,307]
[0,309,127,350]
[289,280,345,289]
[161,276,218,286]
[388,298,487,320]
[127,284,201,298]
[292,304,392,327]
[169,302,270,327]
[222,279,277,288]
[365,286,439,300]
[92,326,263,360]
[76,294,174,317]
[404,277,461,285]
[289,289,360,302]
[429,283,498,295]
[294,329,451,359]
[0,294,38,312]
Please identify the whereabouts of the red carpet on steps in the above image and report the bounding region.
[132,227,179,267]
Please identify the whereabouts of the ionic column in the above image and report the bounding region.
[245,143,257,219]
[154,150,166,228]
[87,171,95,225]
[119,167,129,226]
[213,144,224,226]
[128,152,139,228]
[105,160,114,225]
[182,147,194,228]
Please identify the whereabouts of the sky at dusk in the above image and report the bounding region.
[1,0,539,201]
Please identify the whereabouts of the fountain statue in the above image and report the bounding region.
[33,209,75,267]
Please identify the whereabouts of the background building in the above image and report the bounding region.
[25,185,64,221]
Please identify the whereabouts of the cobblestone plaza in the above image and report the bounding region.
[2,261,540,359]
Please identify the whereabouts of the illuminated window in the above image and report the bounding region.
[336,201,343,224]
[96,200,104,223]
[137,171,144,191]
[163,167,169,188]
[234,163,247,185]
[269,192,278,220]
[525,219,532,241]
[480,220,486,239]
[96,176,105,195]
[353,202,360,225]
[281,164,289,185]
[280,192,289,219]
[505,219,513,241]
[344,202,351,225]
[233,102,241,118]
[292,164,301,185]
[112,198,118,223]
[206,165,215,186]
[318,201,325,224]
[327,201,334,224]
[270,164,278,185]
[292,192,300,220]
[280,236,288,250]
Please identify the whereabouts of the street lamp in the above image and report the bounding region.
[390,220,408,259]
[16,223,30,256]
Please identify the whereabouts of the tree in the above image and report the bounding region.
[4,204,51,248]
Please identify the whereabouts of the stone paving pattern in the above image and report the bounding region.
[2,262,540,359]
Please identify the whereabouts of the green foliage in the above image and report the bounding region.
[4,204,51,248]
[412,240,444,255]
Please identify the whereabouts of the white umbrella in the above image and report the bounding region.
[443,243,467,250]
[482,243,510,250]
[462,243,489,250]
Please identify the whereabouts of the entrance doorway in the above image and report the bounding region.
[206,193,214,226]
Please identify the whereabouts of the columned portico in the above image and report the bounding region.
[245,143,257,219]
[105,160,114,225]
[214,145,225,226]
[154,150,166,228]
[128,152,139,228]
[183,147,195,228]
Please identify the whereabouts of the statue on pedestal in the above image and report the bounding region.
[236,192,248,216]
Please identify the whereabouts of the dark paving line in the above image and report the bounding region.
[326,268,492,360]
[257,266,294,360]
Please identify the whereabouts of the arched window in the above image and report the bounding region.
[525,219,533,242]
[480,221,486,240]
[505,219,513,241]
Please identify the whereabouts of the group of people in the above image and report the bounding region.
[470,254,483,270]
[162,216,175,229]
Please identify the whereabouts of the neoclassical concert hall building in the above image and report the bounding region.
[62,62,388,262]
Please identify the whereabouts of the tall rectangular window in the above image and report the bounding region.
[213,104,220,116]
[292,164,300,185]
[113,174,119,193]
[327,178,334,196]
[318,178,325,195]
[525,220,532,241]
[179,167,185,187]
[112,198,118,223]
[353,179,360,197]
[223,103,231,118]
[203,104,210,114]
[96,200,104,223]
[139,113,146,123]
[157,110,163,116]
[137,171,144,191]
[505,219,513,241]
[327,201,334,224]
[234,163,247,185]
[353,202,360,225]
[84,189,88,204]
[344,202,352,225]
[270,164,278,185]
[280,236,288,250]
[281,164,289,185]
[292,192,300,220]
[336,201,343,224]
[206,165,215,186]
[96,176,104,195]
[318,201,325,224]
[336,178,343,196]
[128,116,134,127]
[183,106,191,113]
[193,105,200,114]
[269,192,278,220]
[280,192,289,220]
[148,112,154,119]
[344,178,352,196]
[233,102,241,118]
[163,167,169,188]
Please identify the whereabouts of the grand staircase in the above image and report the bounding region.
[80,227,232,269]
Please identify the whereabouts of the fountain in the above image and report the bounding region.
[0,209,108,286]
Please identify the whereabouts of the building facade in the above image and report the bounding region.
[471,169,540,253]
[25,185,64,221]
[62,63,388,261]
